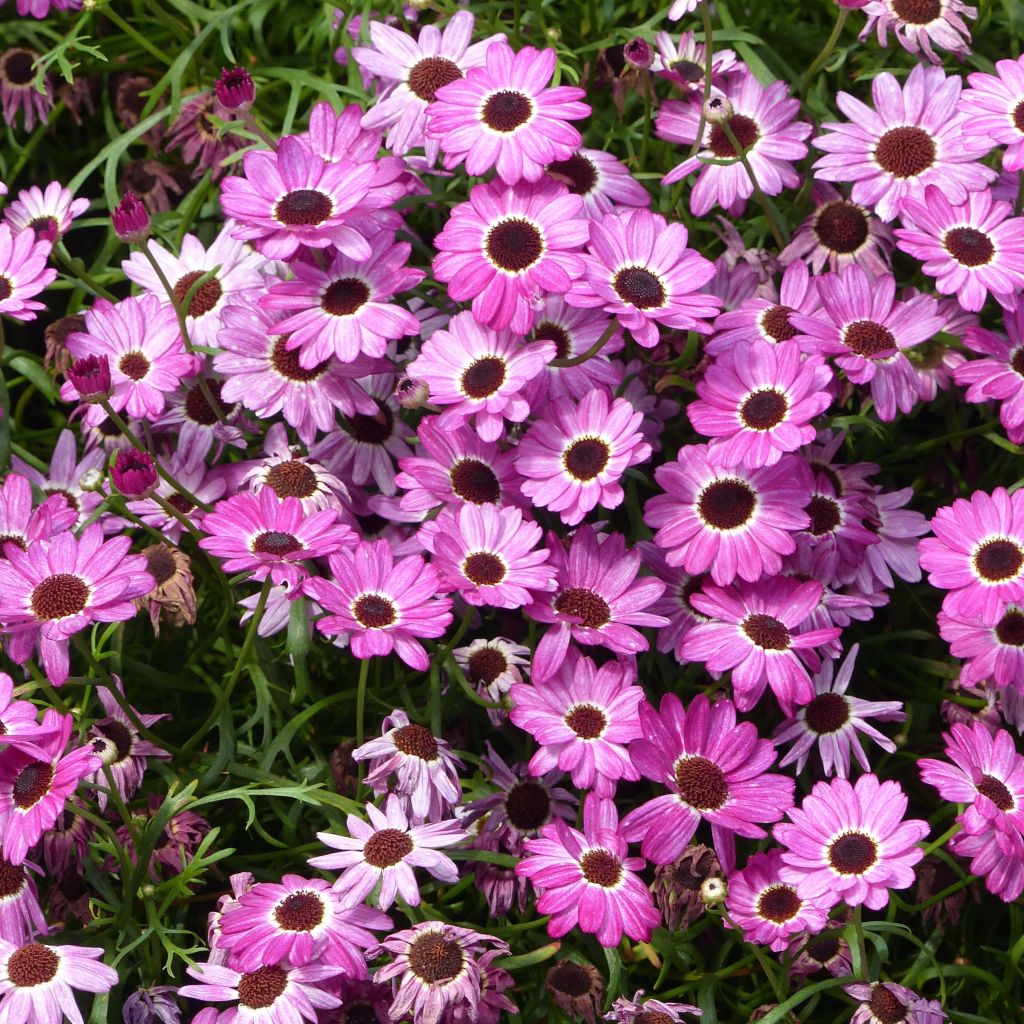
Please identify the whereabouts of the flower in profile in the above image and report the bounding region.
[621,693,794,870]
[774,644,905,778]
[65,355,112,404]
[939,603,1024,688]
[122,985,183,1024]
[110,449,158,499]
[517,796,660,947]
[166,91,246,180]
[853,487,929,592]
[566,207,720,348]
[726,849,828,952]
[774,774,928,911]
[261,237,423,367]
[948,821,1024,902]
[787,925,853,978]
[861,0,975,63]
[959,56,1024,171]
[3,182,89,244]
[845,981,947,1024]
[200,489,353,590]
[214,65,255,112]
[433,179,587,334]
[516,388,651,526]
[111,191,151,244]
[545,960,603,1024]
[0,48,51,132]
[426,41,589,183]
[353,710,463,824]
[668,0,703,17]
[919,486,1024,625]
[545,147,650,218]
[0,222,57,323]
[0,940,118,1021]
[607,989,701,1024]
[406,311,553,442]
[812,64,994,223]
[510,650,644,795]
[309,794,465,910]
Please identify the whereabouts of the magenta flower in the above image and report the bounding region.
[3,181,89,244]
[0,672,51,751]
[517,796,660,947]
[949,822,1024,902]
[775,774,928,911]
[919,487,1024,625]
[433,179,587,334]
[852,487,929,592]
[423,503,554,609]
[65,355,112,403]
[940,603,1024,688]
[309,794,465,910]
[515,388,651,526]
[812,64,995,223]
[214,66,254,112]
[405,311,553,442]
[0,222,56,323]
[509,650,644,795]
[566,208,720,348]
[260,237,423,367]
[526,527,667,684]
[306,540,453,670]
[658,70,811,216]
[0,526,154,685]
[644,445,812,586]
[545,147,651,218]
[621,693,794,870]
[959,56,1024,171]
[426,41,589,183]
[0,940,117,1022]
[726,849,828,952]
[861,0,975,63]
[199,489,353,590]
[0,855,46,945]
[0,710,100,863]
[0,473,75,560]
[110,191,150,245]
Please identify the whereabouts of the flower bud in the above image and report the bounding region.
[79,468,106,493]
[111,191,150,245]
[701,875,728,906]
[395,375,430,409]
[703,94,734,124]
[623,38,654,70]
[65,355,112,403]
[111,449,158,499]
[215,66,255,113]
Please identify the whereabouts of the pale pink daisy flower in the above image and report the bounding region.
[774,644,905,778]
[261,237,423,367]
[0,940,117,1022]
[653,29,738,92]
[454,639,530,721]
[726,850,829,952]
[148,376,247,465]
[0,222,56,322]
[812,64,995,223]
[3,182,89,244]
[243,434,350,515]
[545,147,651,217]
[939,604,1024,688]
[608,990,701,1024]
[668,0,703,16]
[0,473,76,560]
[515,388,651,526]
[861,0,976,63]
[0,856,46,944]
[405,311,553,442]
[959,56,1024,171]
[433,179,587,334]
[776,774,928,911]
[846,982,945,1024]
[309,794,465,910]
[426,41,589,184]
[566,207,720,348]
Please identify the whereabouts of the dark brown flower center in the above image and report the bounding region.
[13,761,54,810]
[31,573,89,620]
[97,719,133,762]
[119,351,151,381]
[393,723,439,760]
[7,944,59,987]
[760,304,798,342]
[450,459,501,504]
[463,552,507,586]
[804,692,850,734]
[363,827,414,868]
[273,891,325,931]
[874,126,936,178]
[996,608,1024,645]
[534,321,572,360]
[1015,101,1024,136]
[461,357,507,399]
[613,266,666,310]
[944,227,995,267]
[271,336,329,382]
[827,831,878,875]
[742,613,791,651]
[565,703,607,740]
[145,546,178,585]
[1,50,36,87]
[843,319,896,358]
[741,389,788,430]
[322,277,371,317]
[482,90,533,132]
[486,218,544,272]
[352,593,398,628]
[467,647,508,684]
[238,966,288,1009]
[891,0,941,23]
[974,538,1024,582]
[757,885,802,923]
[708,114,761,158]
[343,404,394,445]
[547,961,592,997]
[807,494,842,535]
[505,781,551,830]
[580,849,623,888]
[265,460,318,499]
[184,379,227,426]
[977,773,1014,811]
[0,858,25,899]
[167,494,195,514]
[563,437,611,481]
[407,932,464,984]
[554,587,611,628]
[635,1013,676,1024]
[0,277,11,302]
[546,153,599,196]
[697,479,757,530]
[275,189,333,226]
[252,531,302,557]
[806,933,840,964]
[814,200,871,254]
[1011,346,1024,379]
[674,755,729,810]
[869,985,908,1024]
[173,270,223,318]
[408,56,462,102]
[338,1003,379,1024]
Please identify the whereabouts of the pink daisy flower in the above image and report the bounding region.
[0,673,51,751]
[959,56,1024,171]
[846,982,946,1024]
[0,940,117,1022]
[0,473,75,559]
[653,29,739,93]
[509,650,644,796]
[658,71,811,216]
[621,692,794,870]
[545,147,651,218]
[515,388,651,526]
[861,0,975,63]
[644,445,813,586]
[566,207,720,348]
[526,527,667,684]
[852,487,929,592]
[689,338,833,469]
[726,849,829,952]
[454,641,530,724]
[775,774,928,911]
[305,540,453,671]
[0,222,56,323]
[426,41,589,184]
[0,856,46,944]
[260,237,423,367]
[353,11,505,161]
[60,294,194,425]
[774,644,905,778]
[939,603,1024,688]
[812,64,995,223]
[126,454,225,545]
[791,265,944,422]
[433,179,587,334]
[3,181,89,244]
[517,796,660,947]
[609,991,701,1024]
[422,503,554,609]
[919,486,1024,626]
[683,576,842,714]
[308,794,465,910]
[0,526,154,685]
[199,490,353,591]
[405,311,553,443]
[949,822,1024,902]
[668,0,703,17]
[0,710,100,863]
[243,433,350,515]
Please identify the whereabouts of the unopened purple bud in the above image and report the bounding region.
[112,449,158,499]
[66,355,112,403]
[623,37,654,70]
[215,66,255,112]
[395,375,430,409]
[111,191,150,244]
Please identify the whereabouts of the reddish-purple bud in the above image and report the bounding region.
[65,355,112,403]
[112,449,158,499]
[394,376,430,409]
[623,37,654,70]
[215,66,255,112]
[111,191,150,245]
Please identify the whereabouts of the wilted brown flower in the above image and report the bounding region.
[545,960,604,1024]
[653,843,722,930]
[137,544,196,635]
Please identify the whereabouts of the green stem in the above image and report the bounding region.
[687,1,716,160]
[799,7,848,96]
[920,820,962,857]
[356,656,370,749]
[719,118,787,250]
[723,909,786,1004]
[550,320,619,368]
[640,71,652,170]
[242,110,279,151]
[53,244,118,302]
[1016,170,1024,217]
[853,904,870,982]
[101,4,175,66]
